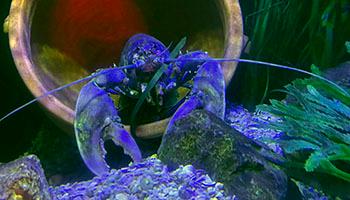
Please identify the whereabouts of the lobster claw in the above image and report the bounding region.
[103,118,142,163]
[168,60,226,128]
[74,80,142,176]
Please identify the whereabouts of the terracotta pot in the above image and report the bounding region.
[5,0,243,138]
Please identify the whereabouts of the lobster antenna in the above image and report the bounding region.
[0,64,136,123]
[166,57,350,96]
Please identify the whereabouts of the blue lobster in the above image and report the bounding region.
[74,34,226,176]
[1,34,345,177]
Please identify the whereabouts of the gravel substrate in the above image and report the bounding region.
[225,104,284,155]
[50,156,237,200]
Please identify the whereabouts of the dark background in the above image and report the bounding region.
[0,0,48,162]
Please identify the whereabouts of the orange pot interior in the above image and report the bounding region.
[48,0,147,70]
[29,0,225,112]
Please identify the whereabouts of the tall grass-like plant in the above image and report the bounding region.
[233,1,350,106]
[243,0,350,67]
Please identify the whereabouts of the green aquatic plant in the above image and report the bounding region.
[243,0,350,68]
[236,0,350,106]
[257,70,350,182]
[346,41,350,54]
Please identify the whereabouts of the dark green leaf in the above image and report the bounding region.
[305,151,324,172]
[324,144,350,161]
[129,64,168,135]
[281,140,320,154]
[310,64,321,75]
[170,37,187,59]
[128,37,187,135]
[346,41,350,54]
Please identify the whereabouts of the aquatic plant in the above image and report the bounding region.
[346,41,350,54]
[234,0,350,106]
[128,36,187,133]
[243,0,350,68]
[257,68,350,182]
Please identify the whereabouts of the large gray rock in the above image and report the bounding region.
[158,109,288,200]
[0,155,51,200]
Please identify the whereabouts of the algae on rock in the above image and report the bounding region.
[158,109,287,200]
[0,155,51,200]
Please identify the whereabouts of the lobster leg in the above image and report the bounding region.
[74,81,141,176]
[167,60,226,128]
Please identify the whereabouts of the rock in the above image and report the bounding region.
[0,155,51,200]
[292,179,329,200]
[158,109,288,200]
[323,61,350,89]
[224,103,284,155]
